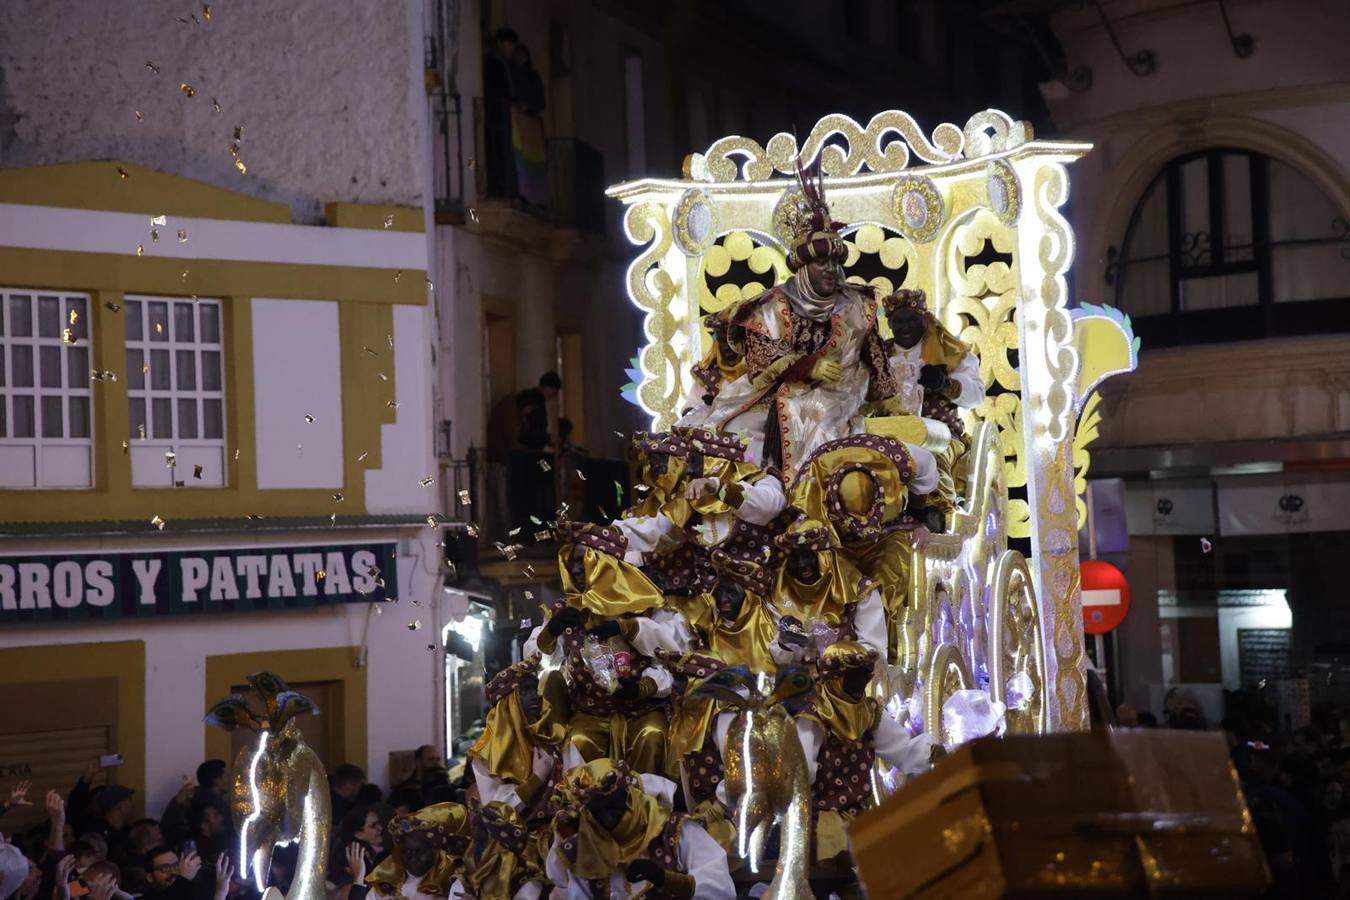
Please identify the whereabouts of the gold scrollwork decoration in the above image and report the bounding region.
[891,174,945,244]
[925,642,975,749]
[985,159,1021,227]
[962,109,1034,159]
[989,550,1048,735]
[623,202,682,430]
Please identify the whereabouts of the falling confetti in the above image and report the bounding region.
[142,361,151,374]
[177,228,188,243]
[63,327,75,344]
[234,158,248,175]
[467,158,477,169]
[378,372,388,381]
[136,243,144,257]
[394,270,403,283]
[458,489,471,506]
[69,308,79,325]
[357,451,369,462]
[90,370,117,383]
[317,569,327,582]
[408,620,422,631]
[180,268,190,282]
[211,98,221,113]
[121,440,129,454]
[383,214,395,229]
[615,481,624,506]
[202,4,212,20]
[1200,537,1213,553]
[529,516,543,525]
[164,450,177,468]
[303,414,315,423]
[117,167,130,179]
[635,483,650,494]
[138,424,147,439]
[534,530,551,542]
[234,448,240,461]
[134,110,144,123]
[576,469,587,481]
[151,515,166,530]
[466,523,480,538]
[537,458,551,472]
[154,323,163,334]
[145,61,160,75]
[523,565,536,578]
[523,590,534,601]
[419,476,434,487]
[469,208,480,223]
[387,333,393,349]
[152,214,167,227]
[426,515,439,528]
[179,82,196,98]
[362,346,379,356]
[192,464,203,480]
[150,228,160,243]
[373,606,382,616]
[330,513,337,527]
[508,527,521,536]
[104,301,122,312]
[245,514,263,522]
[387,400,400,409]
[332,492,344,503]
[233,125,243,141]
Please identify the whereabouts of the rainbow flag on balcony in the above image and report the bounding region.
[511,108,549,207]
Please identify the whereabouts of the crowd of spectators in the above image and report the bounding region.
[0,745,463,900]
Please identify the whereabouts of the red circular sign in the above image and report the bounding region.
[1081,560,1131,634]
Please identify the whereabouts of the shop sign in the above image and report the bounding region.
[0,542,396,623]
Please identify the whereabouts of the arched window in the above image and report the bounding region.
[1107,149,1349,347]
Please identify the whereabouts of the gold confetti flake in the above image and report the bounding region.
[466,523,480,538]
[576,469,587,481]
[316,569,327,582]
[529,516,543,525]
[357,451,369,462]
[90,369,118,383]
[164,450,176,467]
[537,458,551,472]
[69,308,78,325]
[234,448,240,460]
[426,278,434,292]
[332,492,344,503]
[362,346,379,356]
[151,515,166,530]
[202,4,211,20]
[134,110,143,123]
[508,527,521,536]
[534,530,551,542]
[458,489,472,506]
[378,372,388,381]
[393,270,403,283]
[211,98,220,113]
[179,82,196,98]
[408,620,422,631]
[523,565,536,578]
[330,513,337,526]
[501,544,521,561]
[145,61,160,75]
[233,125,243,142]
[234,157,247,175]
[192,464,203,479]
[104,301,122,312]
[177,228,188,243]
[138,424,147,439]
[142,361,150,375]
[180,268,190,282]
[245,514,263,521]
[419,476,434,487]
[386,399,400,410]
[121,440,129,454]
[467,158,477,169]
[151,214,167,226]
[63,327,75,344]
[154,323,163,334]
[136,243,144,256]
[117,167,130,179]
[426,515,439,528]
[383,214,395,229]
[303,414,315,423]
[387,333,393,349]
[469,208,480,223]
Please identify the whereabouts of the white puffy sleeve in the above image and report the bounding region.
[731,476,786,526]
[874,714,933,776]
[640,663,674,698]
[851,589,889,661]
[612,513,685,563]
[676,820,737,899]
[949,351,984,410]
[628,608,696,657]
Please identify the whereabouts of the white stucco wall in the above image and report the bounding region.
[0,528,446,817]
[0,0,425,222]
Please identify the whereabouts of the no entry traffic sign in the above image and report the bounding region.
[1081,559,1131,634]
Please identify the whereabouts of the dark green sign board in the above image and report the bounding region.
[0,542,396,623]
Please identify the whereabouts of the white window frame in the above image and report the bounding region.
[124,295,228,488]
[0,287,95,489]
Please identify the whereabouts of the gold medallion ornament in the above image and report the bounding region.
[986,159,1021,226]
[673,188,719,256]
[890,174,944,243]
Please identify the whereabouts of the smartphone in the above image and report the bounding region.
[181,840,197,857]
[98,753,124,768]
